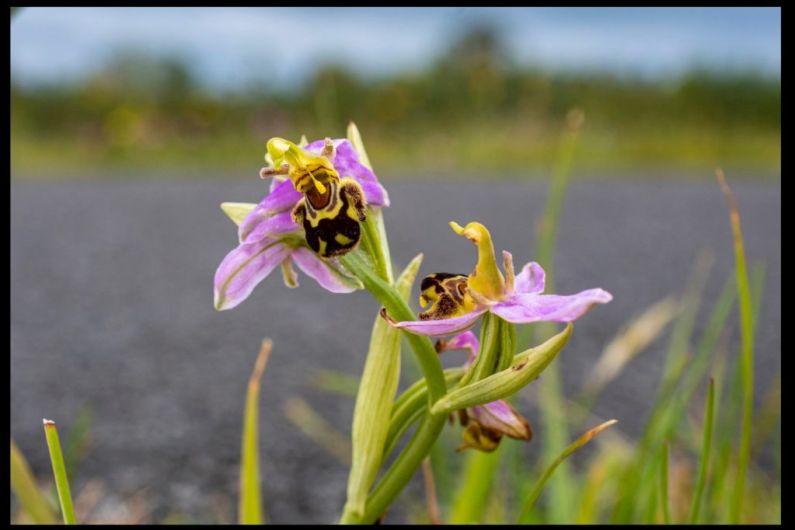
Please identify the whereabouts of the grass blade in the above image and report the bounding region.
[43,419,76,524]
[517,419,618,522]
[716,169,754,524]
[239,338,272,524]
[689,378,716,523]
[659,442,670,524]
[10,438,58,524]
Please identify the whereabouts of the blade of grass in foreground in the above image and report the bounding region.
[659,442,670,524]
[239,338,272,525]
[717,169,754,524]
[10,438,58,524]
[517,419,618,522]
[43,419,76,524]
[689,378,716,523]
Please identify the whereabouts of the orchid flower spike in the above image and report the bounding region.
[387,221,612,336]
[214,129,390,310]
[436,331,532,452]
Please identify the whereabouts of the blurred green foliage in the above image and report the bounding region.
[11,27,780,178]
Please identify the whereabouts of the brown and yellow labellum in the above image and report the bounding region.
[292,177,367,258]
[418,273,478,321]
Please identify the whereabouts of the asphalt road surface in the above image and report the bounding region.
[10,177,780,523]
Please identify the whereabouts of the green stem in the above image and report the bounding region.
[384,369,465,459]
[339,251,449,523]
[360,412,448,523]
[339,252,446,401]
[363,209,394,283]
[462,312,501,384]
[497,319,516,372]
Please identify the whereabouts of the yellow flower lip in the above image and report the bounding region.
[266,137,337,194]
[449,221,505,301]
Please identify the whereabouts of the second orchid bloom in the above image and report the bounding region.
[386,221,613,336]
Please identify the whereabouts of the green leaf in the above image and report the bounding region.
[717,170,755,524]
[689,378,716,523]
[342,254,423,521]
[239,338,272,524]
[659,442,670,524]
[43,419,76,524]
[383,368,466,460]
[517,419,618,522]
[431,324,572,416]
[10,438,58,524]
[346,121,373,170]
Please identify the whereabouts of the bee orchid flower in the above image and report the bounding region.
[386,221,613,336]
[436,331,532,452]
[214,134,389,311]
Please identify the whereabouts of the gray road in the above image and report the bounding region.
[10,178,780,523]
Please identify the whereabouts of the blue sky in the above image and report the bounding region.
[11,7,781,91]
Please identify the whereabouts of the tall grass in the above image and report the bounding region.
[43,419,76,524]
[238,338,272,524]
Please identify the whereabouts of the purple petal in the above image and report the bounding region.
[238,180,302,243]
[470,400,532,440]
[260,177,302,212]
[268,175,290,194]
[306,138,390,207]
[514,262,546,294]
[291,247,361,293]
[240,211,300,245]
[439,331,480,369]
[214,239,290,311]
[490,289,613,324]
[358,180,390,208]
[391,308,487,337]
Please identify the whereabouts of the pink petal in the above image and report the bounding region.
[438,331,480,369]
[491,289,613,324]
[470,400,532,440]
[305,138,390,207]
[291,247,361,293]
[214,240,290,311]
[514,262,546,294]
[239,211,299,245]
[238,180,302,243]
[391,308,487,337]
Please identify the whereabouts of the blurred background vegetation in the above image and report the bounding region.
[11,22,780,179]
